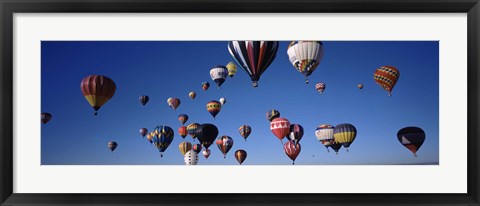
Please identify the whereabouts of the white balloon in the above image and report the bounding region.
[184,150,199,165]
[219,97,226,105]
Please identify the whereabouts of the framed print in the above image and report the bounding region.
[1,0,479,205]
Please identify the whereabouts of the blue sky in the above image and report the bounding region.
[41,41,439,165]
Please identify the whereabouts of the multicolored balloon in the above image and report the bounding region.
[238,125,252,142]
[178,126,187,138]
[184,150,198,165]
[178,114,189,125]
[189,91,196,100]
[41,112,52,124]
[315,82,326,93]
[266,110,281,122]
[187,123,200,139]
[108,141,118,152]
[202,149,211,159]
[192,143,202,153]
[219,97,226,105]
[315,124,335,152]
[333,124,357,152]
[210,65,228,89]
[202,82,210,91]
[226,62,237,77]
[206,100,222,119]
[284,141,301,165]
[216,135,234,158]
[397,127,425,157]
[228,41,279,87]
[196,124,218,150]
[373,66,399,96]
[80,75,116,115]
[139,95,149,106]
[287,124,304,145]
[234,150,247,165]
[287,41,324,84]
[270,117,291,143]
[151,125,174,157]
[179,141,192,156]
[167,98,180,111]
[139,128,148,138]
[357,83,364,90]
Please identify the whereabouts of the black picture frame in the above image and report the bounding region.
[1,0,479,205]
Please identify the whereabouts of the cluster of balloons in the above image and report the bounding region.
[41,41,419,166]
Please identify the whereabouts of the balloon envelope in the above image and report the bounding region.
[196,124,218,149]
[287,124,304,145]
[206,100,222,119]
[108,141,118,152]
[167,98,181,110]
[187,123,200,139]
[178,126,188,138]
[179,141,192,156]
[287,41,324,83]
[210,65,228,89]
[202,82,210,91]
[226,62,237,77]
[397,127,425,157]
[178,114,189,125]
[41,112,52,124]
[80,75,116,115]
[315,82,326,93]
[139,95,149,106]
[139,128,148,138]
[238,125,252,141]
[202,149,211,159]
[216,135,234,158]
[192,144,202,153]
[333,124,357,149]
[373,66,399,96]
[234,150,247,165]
[228,41,279,87]
[266,110,281,122]
[189,91,196,100]
[270,118,290,141]
[151,125,175,155]
[284,141,301,164]
[184,150,199,165]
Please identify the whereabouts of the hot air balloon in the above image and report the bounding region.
[226,62,237,77]
[41,112,52,124]
[266,110,281,122]
[315,124,335,152]
[178,114,189,125]
[184,150,198,165]
[228,41,279,87]
[287,124,304,145]
[178,126,188,138]
[179,141,192,156]
[202,82,210,91]
[146,133,153,144]
[357,83,364,90]
[187,123,200,139]
[219,97,226,105]
[216,135,234,158]
[397,127,425,157]
[210,65,228,89]
[206,100,222,119]
[239,125,252,142]
[151,125,174,157]
[108,141,118,152]
[189,91,196,100]
[234,150,247,165]
[139,128,148,138]
[196,123,218,150]
[333,124,357,152]
[80,75,116,115]
[203,149,211,159]
[373,66,399,96]
[330,142,342,155]
[192,143,202,153]
[287,41,324,84]
[167,98,180,111]
[284,141,301,165]
[139,95,149,106]
[315,82,326,93]
[270,117,291,143]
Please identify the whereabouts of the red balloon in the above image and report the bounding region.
[284,141,301,165]
[270,117,290,143]
[178,126,187,138]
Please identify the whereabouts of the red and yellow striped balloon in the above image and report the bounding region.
[80,75,116,115]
